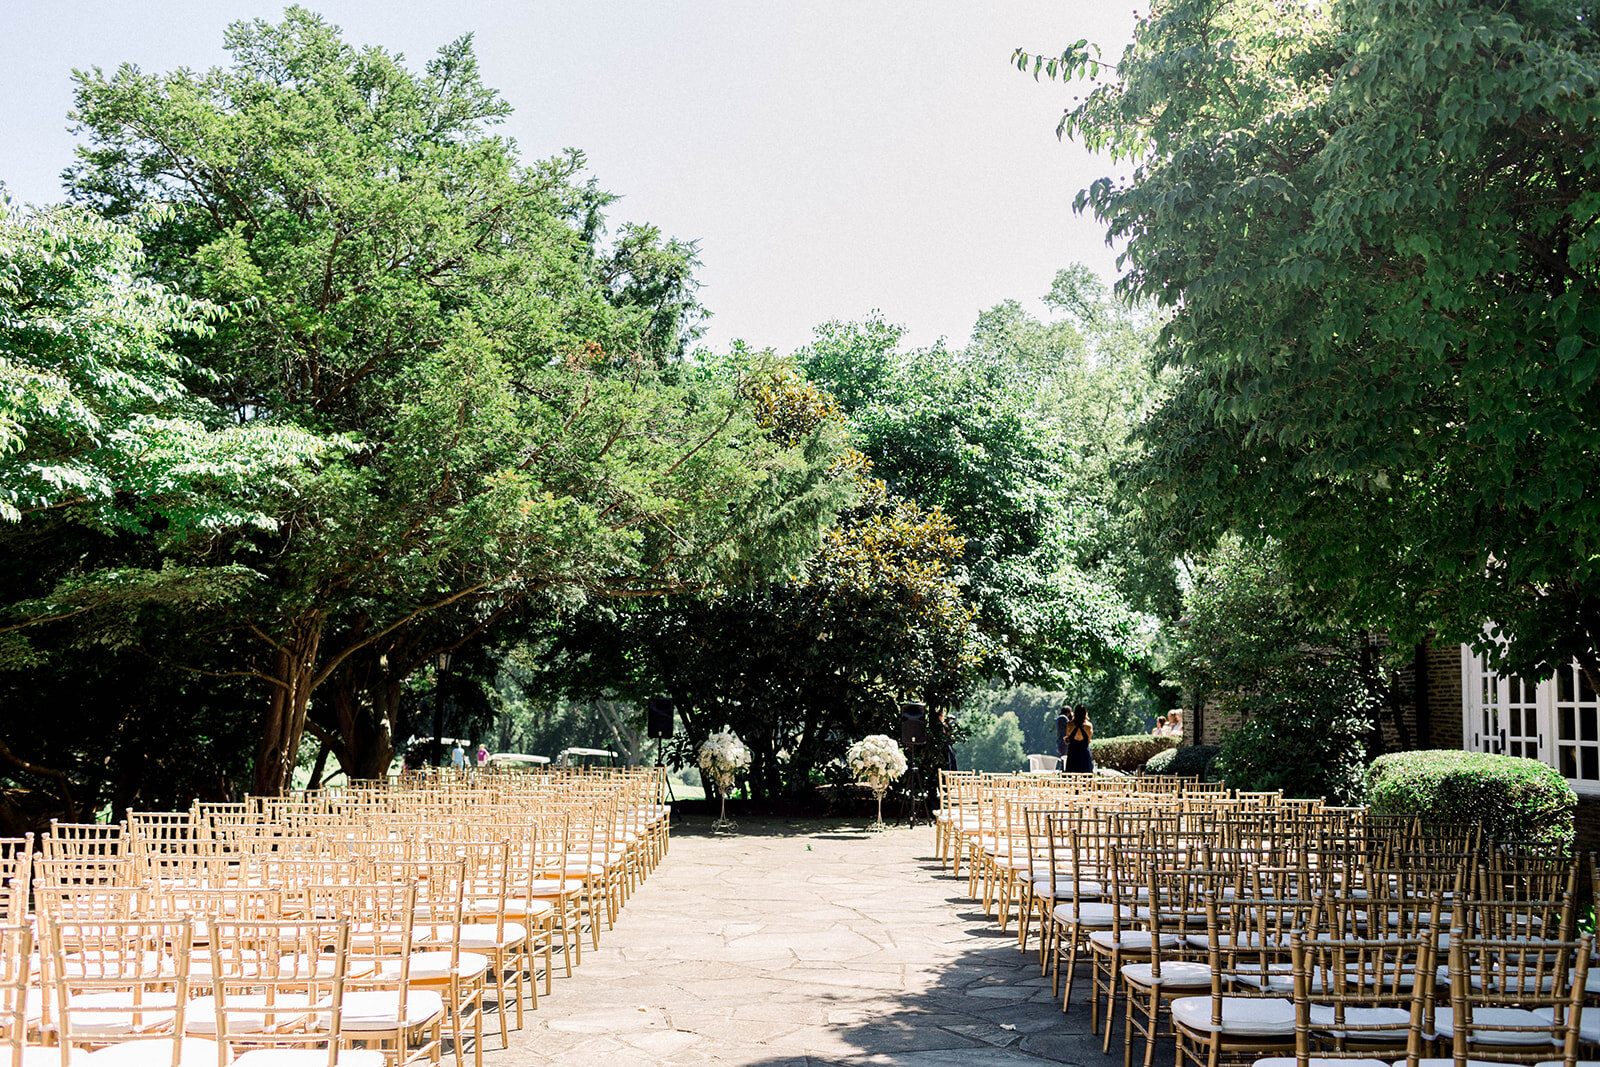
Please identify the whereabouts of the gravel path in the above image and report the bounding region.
[483,815,1114,1065]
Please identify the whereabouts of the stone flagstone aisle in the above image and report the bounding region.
[484,816,1115,1065]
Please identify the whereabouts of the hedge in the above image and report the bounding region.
[1143,744,1221,779]
[1366,750,1575,851]
[1089,733,1179,773]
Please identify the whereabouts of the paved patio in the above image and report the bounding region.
[484,815,1121,1065]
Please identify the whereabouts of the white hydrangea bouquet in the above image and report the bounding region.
[846,733,908,830]
[698,729,750,830]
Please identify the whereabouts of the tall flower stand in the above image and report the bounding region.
[712,774,738,832]
[868,780,889,832]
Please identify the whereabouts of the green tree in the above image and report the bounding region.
[954,710,1026,773]
[57,10,846,793]
[516,369,975,801]
[1172,537,1381,803]
[798,271,1177,690]
[0,198,334,816]
[1020,0,1600,689]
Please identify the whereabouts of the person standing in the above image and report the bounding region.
[475,743,488,771]
[1060,704,1095,774]
[451,743,466,772]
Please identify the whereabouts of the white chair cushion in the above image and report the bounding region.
[1034,879,1102,898]
[523,879,583,896]
[468,898,554,919]
[234,1050,385,1067]
[336,990,445,1031]
[82,1039,226,1067]
[1088,930,1183,951]
[1533,1006,1599,1045]
[379,951,490,981]
[184,993,314,1034]
[454,922,526,950]
[65,993,178,1035]
[1433,1006,1559,1046]
[1120,961,1212,988]
[1170,995,1295,1036]
[1255,1058,1388,1067]
[1307,1005,1414,1040]
[1052,902,1129,927]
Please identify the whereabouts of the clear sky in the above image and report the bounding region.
[0,1,1136,356]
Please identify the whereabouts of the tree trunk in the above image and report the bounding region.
[252,622,323,796]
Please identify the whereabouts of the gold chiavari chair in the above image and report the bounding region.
[1432,933,1590,1064]
[300,880,443,1067]
[1249,932,1433,1067]
[2,922,50,1067]
[199,917,379,1067]
[41,917,218,1066]
[1046,814,1117,1006]
[41,826,124,866]
[1170,896,1299,1067]
[1088,834,1181,1047]
[1120,865,1225,1067]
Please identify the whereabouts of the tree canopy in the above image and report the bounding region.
[1,9,848,802]
[1021,0,1600,687]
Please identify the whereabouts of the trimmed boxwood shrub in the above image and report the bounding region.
[1090,733,1179,773]
[1366,750,1575,850]
[1143,744,1221,779]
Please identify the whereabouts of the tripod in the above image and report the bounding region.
[901,744,928,828]
[654,737,677,805]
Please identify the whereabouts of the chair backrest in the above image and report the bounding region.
[0,923,32,1067]
[42,917,193,1051]
[1027,754,1059,773]
[1288,933,1432,1067]
[1444,932,1590,1064]
[42,822,124,863]
[204,917,351,1065]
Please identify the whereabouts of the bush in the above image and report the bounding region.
[1143,744,1221,779]
[1367,750,1575,851]
[1215,666,1374,804]
[1089,733,1179,773]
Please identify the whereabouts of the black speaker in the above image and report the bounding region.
[899,702,927,745]
[646,696,675,739]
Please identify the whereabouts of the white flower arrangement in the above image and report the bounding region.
[846,733,908,794]
[697,729,751,795]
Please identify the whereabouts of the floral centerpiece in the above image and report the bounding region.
[846,733,909,831]
[697,729,750,831]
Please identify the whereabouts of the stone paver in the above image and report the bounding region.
[483,816,1125,1065]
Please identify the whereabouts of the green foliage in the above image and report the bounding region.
[1089,732,1177,773]
[1368,750,1576,850]
[955,710,1027,773]
[1142,744,1220,779]
[507,369,968,801]
[1216,687,1374,804]
[1172,538,1380,803]
[46,10,849,795]
[797,268,1176,689]
[1022,0,1600,691]
[0,197,331,530]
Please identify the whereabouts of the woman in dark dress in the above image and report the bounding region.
[1059,703,1095,774]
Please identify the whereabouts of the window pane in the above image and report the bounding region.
[1562,746,1578,778]
[1560,667,1575,703]
[1583,669,1597,702]
[1509,677,1522,703]
[1584,706,1597,743]
[1583,746,1598,781]
[1562,707,1576,741]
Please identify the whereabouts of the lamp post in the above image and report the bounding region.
[432,650,452,767]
